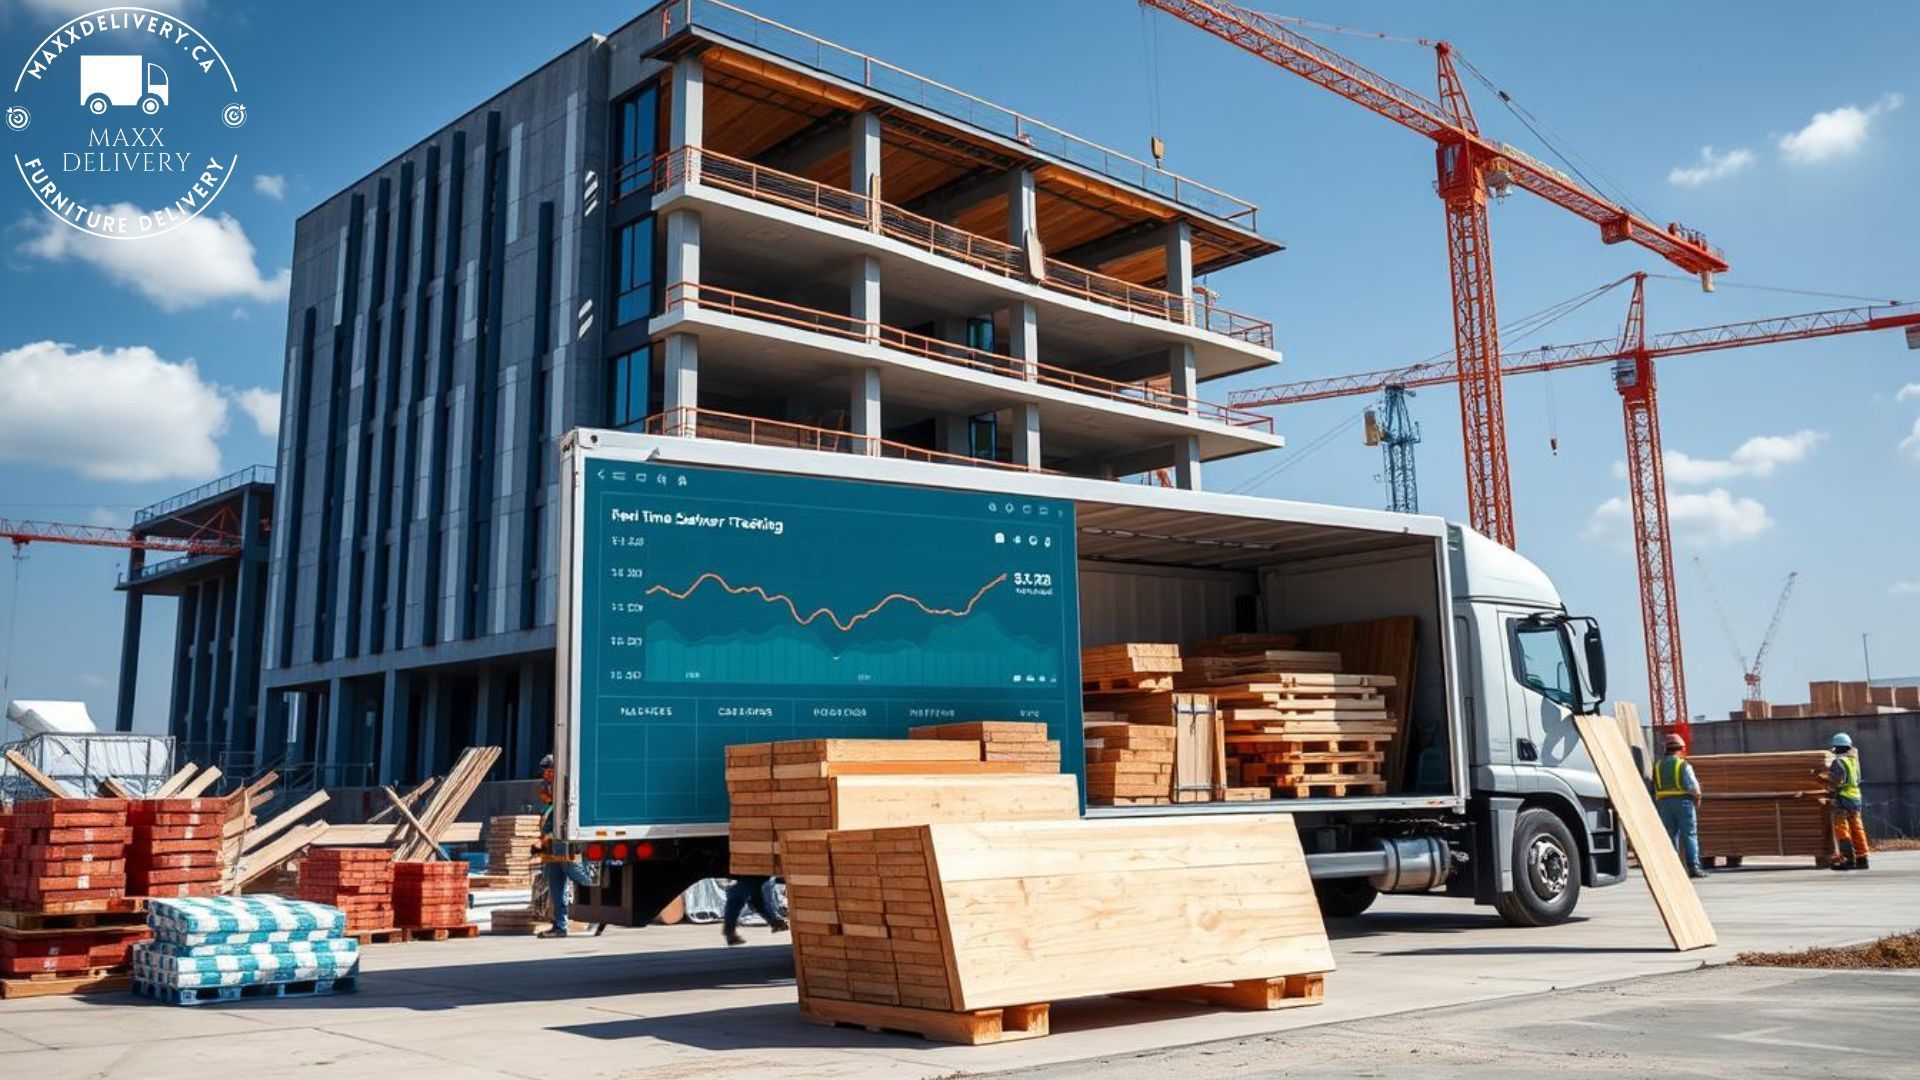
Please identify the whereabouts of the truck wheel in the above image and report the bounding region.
[1493,808,1581,927]
[140,96,161,115]
[1313,877,1379,918]
[87,95,109,115]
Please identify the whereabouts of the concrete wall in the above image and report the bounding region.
[1689,711,1920,838]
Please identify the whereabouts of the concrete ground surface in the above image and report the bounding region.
[1,852,1916,1079]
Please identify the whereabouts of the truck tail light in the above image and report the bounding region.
[633,841,655,860]
[585,843,605,861]
[611,843,630,860]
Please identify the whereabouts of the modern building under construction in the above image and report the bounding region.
[131,0,1288,783]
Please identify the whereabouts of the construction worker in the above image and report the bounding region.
[721,874,788,947]
[534,753,596,937]
[1824,733,1871,871]
[1652,733,1707,879]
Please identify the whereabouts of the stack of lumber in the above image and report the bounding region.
[1194,651,1396,799]
[296,849,394,932]
[1176,648,1346,689]
[484,814,542,886]
[393,861,470,931]
[1184,633,1301,656]
[1304,617,1419,791]
[1083,723,1175,804]
[488,907,544,935]
[909,721,1060,772]
[128,797,225,898]
[1086,692,1225,803]
[781,815,1334,1045]
[132,896,359,1005]
[393,747,501,862]
[1081,643,1182,692]
[725,739,1077,876]
[1690,751,1836,866]
[0,798,131,910]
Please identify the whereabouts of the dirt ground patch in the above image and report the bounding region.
[1875,836,1920,852]
[1737,931,1920,969]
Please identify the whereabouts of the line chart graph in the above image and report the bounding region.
[645,571,1009,632]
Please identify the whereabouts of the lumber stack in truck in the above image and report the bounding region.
[1204,665,1397,799]
[1304,617,1420,791]
[781,815,1334,1045]
[1082,723,1174,805]
[725,739,1077,875]
[1690,751,1837,866]
[1081,643,1181,693]
[1088,693,1222,803]
[910,721,1060,771]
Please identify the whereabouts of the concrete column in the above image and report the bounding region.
[188,580,220,758]
[1009,303,1039,381]
[168,590,194,748]
[938,414,973,458]
[256,690,289,764]
[1169,342,1198,415]
[1165,220,1194,323]
[1011,403,1042,470]
[474,667,505,760]
[1007,168,1037,248]
[665,208,701,297]
[227,487,268,754]
[321,676,351,772]
[851,111,882,223]
[376,670,412,784]
[210,575,238,756]
[850,367,882,453]
[424,672,456,778]
[514,659,544,779]
[670,55,704,149]
[1172,435,1202,491]
[662,334,699,435]
[851,254,881,339]
[114,549,144,733]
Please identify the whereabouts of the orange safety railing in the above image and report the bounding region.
[648,147,1275,350]
[661,282,1275,432]
[644,408,1044,473]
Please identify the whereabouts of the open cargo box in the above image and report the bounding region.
[554,430,1466,843]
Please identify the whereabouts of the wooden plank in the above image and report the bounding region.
[176,767,222,798]
[1573,715,1715,951]
[233,821,330,888]
[97,777,134,799]
[827,775,1078,831]
[382,785,445,859]
[367,777,438,825]
[151,764,198,798]
[313,822,480,845]
[2,749,73,798]
[239,790,330,854]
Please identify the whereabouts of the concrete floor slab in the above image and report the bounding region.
[1,853,1914,1078]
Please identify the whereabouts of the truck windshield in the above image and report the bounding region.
[1512,620,1574,707]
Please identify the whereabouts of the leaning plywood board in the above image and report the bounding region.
[1573,714,1715,951]
[827,774,1078,831]
[931,815,1332,1008]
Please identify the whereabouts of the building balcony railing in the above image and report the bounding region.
[118,552,222,586]
[661,281,1276,433]
[645,407,1049,473]
[649,146,1275,350]
[632,0,1260,228]
[133,464,275,526]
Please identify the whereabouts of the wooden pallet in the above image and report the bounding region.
[399,924,481,942]
[349,927,405,946]
[0,970,131,999]
[1267,780,1388,799]
[1119,972,1326,1011]
[801,996,1051,1045]
[0,903,147,932]
[132,973,358,1006]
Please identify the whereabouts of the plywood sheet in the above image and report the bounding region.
[827,774,1078,831]
[1573,715,1716,951]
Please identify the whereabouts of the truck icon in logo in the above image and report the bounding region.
[79,55,168,116]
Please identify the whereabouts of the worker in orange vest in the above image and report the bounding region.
[1652,733,1706,879]
[1823,733,1870,871]
[535,754,596,937]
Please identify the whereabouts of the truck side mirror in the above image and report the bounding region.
[1582,621,1607,702]
[1559,617,1606,714]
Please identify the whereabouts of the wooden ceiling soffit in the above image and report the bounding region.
[702,44,870,113]
[1033,164,1176,222]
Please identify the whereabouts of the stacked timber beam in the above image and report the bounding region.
[1690,751,1838,867]
[910,721,1061,771]
[481,814,542,889]
[1082,644,1231,805]
[1191,649,1397,799]
[1081,643,1182,693]
[726,738,1077,876]
[0,798,145,998]
[781,816,1335,1045]
[394,747,501,862]
[1081,723,1175,804]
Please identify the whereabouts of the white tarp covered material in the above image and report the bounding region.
[5,700,97,736]
[1,731,174,796]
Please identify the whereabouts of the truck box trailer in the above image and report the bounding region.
[552,429,1624,928]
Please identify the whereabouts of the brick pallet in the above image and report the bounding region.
[296,849,395,932]
[393,860,471,930]
[128,798,225,899]
[0,799,143,997]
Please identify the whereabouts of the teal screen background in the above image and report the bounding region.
[573,461,1083,827]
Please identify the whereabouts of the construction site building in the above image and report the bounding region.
[239,0,1285,784]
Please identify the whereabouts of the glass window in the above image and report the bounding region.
[615,218,656,326]
[1511,620,1574,707]
[615,86,659,198]
[608,347,651,430]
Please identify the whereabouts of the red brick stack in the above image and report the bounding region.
[127,798,226,898]
[393,861,470,930]
[0,799,131,911]
[298,849,395,932]
[0,926,148,977]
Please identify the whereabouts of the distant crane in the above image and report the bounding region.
[1362,385,1421,512]
[1693,561,1798,705]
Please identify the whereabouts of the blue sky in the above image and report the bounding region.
[0,0,1914,733]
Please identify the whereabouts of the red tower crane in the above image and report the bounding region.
[1231,282,1920,742]
[1142,0,1729,549]
[0,519,240,557]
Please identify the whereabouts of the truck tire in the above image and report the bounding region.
[1493,807,1581,927]
[1313,877,1379,918]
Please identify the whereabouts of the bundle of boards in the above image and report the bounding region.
[1690,751,1837,867]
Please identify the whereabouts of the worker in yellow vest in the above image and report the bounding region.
[1824,733,1870,871]
[1652,733,1706,879]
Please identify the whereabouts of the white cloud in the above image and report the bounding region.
[233,388,281,439]
[1663,430,1826,484]
[1587,488,1774,548]
[1903,416,1920,463]
[0,341,228,481]
[1777,94,1903,164]
[21,204,290,312]
[253,174,288,200]
[1891,581,1920,597]
[1667,146,1754,187]
[1898,382,1920,402]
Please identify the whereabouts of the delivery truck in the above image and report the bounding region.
[551,429,1624,929]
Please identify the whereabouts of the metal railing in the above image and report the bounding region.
[651,147,1275,349]
[645,407,1046,473]
[118,552,223,586]
[134,464,275,526]
[664,281,1275,431]
[632,0,1260,228]
[1,732,175,800]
